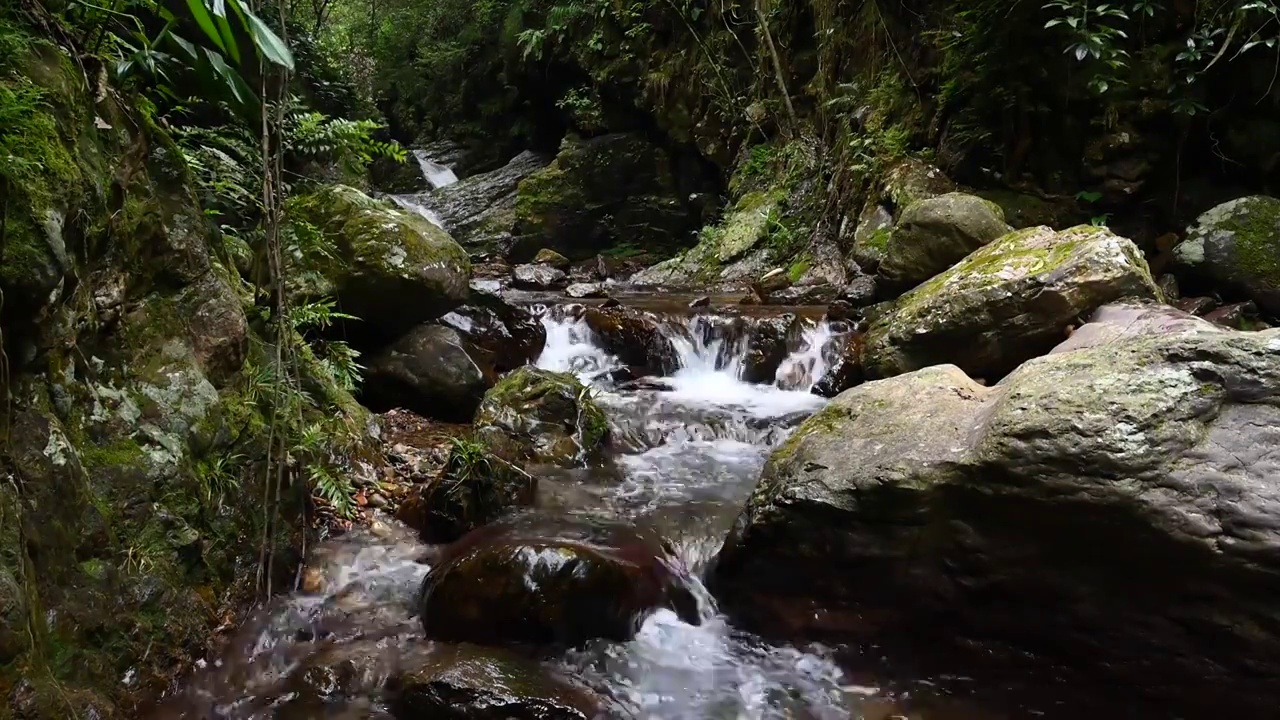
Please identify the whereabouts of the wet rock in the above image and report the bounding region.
[438,290,546,371]
[616,378,676,392]
[1173,196,1280,316]
[688,295,711,309]
[599,297,621,309]
[757,268,791,295]
[715,301,1280,714]
[512,264,568,290]
[595,254,618,280]
[290,184,471,341]
[841,275,879,307]
[533,248,571,269]
[1157,273,1180,301]
[742,315,802,384]
[565,282,607,300]
[878,193,1012,294]
[512,134,701,261]
[583,305,676,374]
[417,515,702,646]
[363,325,491,422]
[393,643,602,720]
[1204,300,1259,329]
[810,334,863,397]
[862,225,1161,381]
[397,446,535,543]
[1175,296,1218,316]
[182,271,248,385]
[473,367,609,468]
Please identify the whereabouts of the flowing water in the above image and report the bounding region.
[153,301,1043,719]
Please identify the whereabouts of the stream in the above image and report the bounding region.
[151,299,1061,719]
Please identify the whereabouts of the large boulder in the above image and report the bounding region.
[393,643,603,720]
[363,325,491,422]
[862,225,1161,381]
[396,442,535,543]
[438,290,546,372]
[713,302,1280,714]
[512,263,568,290]
[473,367,609,467]
[425,150,551,253]
[512,134,701,261]
[877,193,1011,293]
[289,184,471,341]
[1172,195,1280,316]
[417,515,702,647]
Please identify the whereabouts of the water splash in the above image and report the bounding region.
[775,320,837,392]
[534,304,625,382]
[386,193,447,231]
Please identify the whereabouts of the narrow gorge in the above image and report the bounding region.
[3,1,1280,719]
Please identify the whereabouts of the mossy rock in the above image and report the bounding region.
[879,158,955,211]
[512,134,697,261]
[878,192,1012,293]
[1172,196,1280,316]
[396,445,535,544]
[289,184,471,341]
[975,189,1082,230]
[533,248,571,269]
[473,367,609,468]
[863,225,1161,380]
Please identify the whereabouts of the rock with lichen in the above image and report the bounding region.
[1172,196,1280,316]
[473,367,609,468]
[862,224,1161,380]
[878,192,1012,293]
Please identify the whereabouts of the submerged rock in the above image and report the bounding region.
[714,301,1280,713]
[289,184,471,341]
[473,367,609,467]
[583,305,676,374]
[438,290,547,372]
[363,325,491,422]
[862,225,1161,381]
[1173,195,1280,316]
[417,515,702,647]
[393,643,603,720]
[512,263,569,290]
[878,192,1011,293]
[396,444,535,543]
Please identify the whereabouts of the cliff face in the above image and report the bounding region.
[0,28,376,719]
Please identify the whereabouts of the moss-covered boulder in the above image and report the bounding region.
[850,203,895,272]
[714,302,1280,715]
[289,184,471,340]
[393,643,604,720]
[473,367,609,467]
[1172,196,1280,316]
[533,248,571,269]
[362,325,493,422]
[630,190,782,286]
[417,515,702,647]
[862,225,1161,380]
[396,443,535,543]
[878,193,1012,293]
[511,133,700,261]
[879,157,956,211]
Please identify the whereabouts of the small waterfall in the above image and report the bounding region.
[665,315,749,378]
[534,304,624,382]
[412,149,459,189]
[775,321,836,392]
[387,193,447,230]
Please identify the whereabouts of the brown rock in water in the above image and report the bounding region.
[417,515,702,647]
[393,643,603,720]
[688,295,711,309]
[396,447,534,544]
[583,305,676,373]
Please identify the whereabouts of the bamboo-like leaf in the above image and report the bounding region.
[184,0,227,52]
[215,12,241,64]
[205,48,244,104]
[240,5,295,69]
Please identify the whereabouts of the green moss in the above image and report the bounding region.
[78,436,148,472]
[865,226,893,252]
[788,256,812,283]
[1222,198,1280,285]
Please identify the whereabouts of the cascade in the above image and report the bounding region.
[412,149,459,189]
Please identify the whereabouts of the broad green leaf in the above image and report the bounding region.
[170,32,200,62]
[214,12,241,63]
[205,48,245,105]
[240,6,295,69]
[184,0,227,52]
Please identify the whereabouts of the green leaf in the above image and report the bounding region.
[184,0,227,52]
[214,12,241,64]
[170,32,200,62]
[205,48,245,105]
[239,6,294,69]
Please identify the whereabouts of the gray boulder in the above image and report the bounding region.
[1173,195,1280,316]
[878,192,1012,293]
[363,325,490,422]
[863,224,1161,381]
[512,263,568,290]
[713,301,1280,714]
